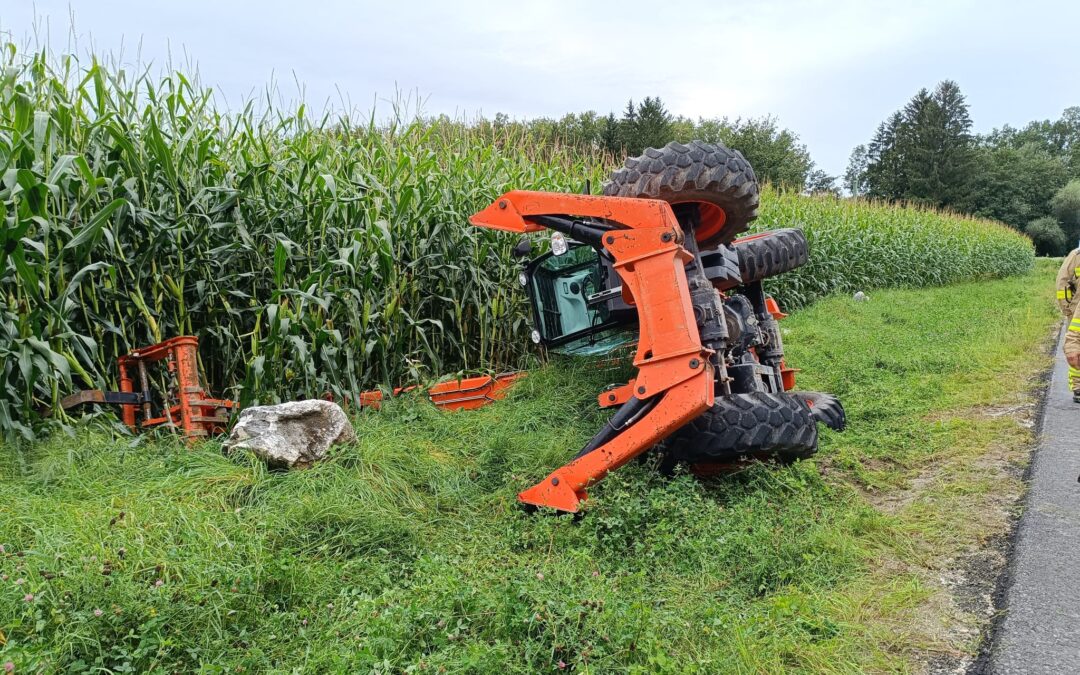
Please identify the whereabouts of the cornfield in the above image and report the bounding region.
[0,45,1033,440]
[755,188,1034,307]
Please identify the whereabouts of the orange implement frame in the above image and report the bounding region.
[356,372,526,411]
[471,191,715,512]
[117,336,234,439]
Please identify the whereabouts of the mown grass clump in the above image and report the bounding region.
[1,43,1032,441]
[0,263,1058,673]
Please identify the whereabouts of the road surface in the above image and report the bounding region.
[989,326,1080,673]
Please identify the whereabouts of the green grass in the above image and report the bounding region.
[0,261,1058,673]
[1,43,1033,440]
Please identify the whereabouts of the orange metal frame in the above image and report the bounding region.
[471,191,716,512]
[356,372,526,411]
[117,336,234,439]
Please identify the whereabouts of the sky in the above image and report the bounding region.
[3,0,1079,178]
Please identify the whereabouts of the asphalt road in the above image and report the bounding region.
[989,327,1080,673]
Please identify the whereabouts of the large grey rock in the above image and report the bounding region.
[224,399,355,468]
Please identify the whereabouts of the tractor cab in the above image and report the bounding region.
[520,238,635,355]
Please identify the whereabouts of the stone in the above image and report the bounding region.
[224,399,355,468]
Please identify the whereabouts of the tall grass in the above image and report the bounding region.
[0,44,1033,440]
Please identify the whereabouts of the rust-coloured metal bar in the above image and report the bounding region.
[137,360,152,423]
[112,336,233,441]
[118,362,136,428]
[56,389,141,411]
[172,337,203,437]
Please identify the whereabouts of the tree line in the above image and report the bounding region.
[844,81,1080,254]
[476,86,1079,255]
[475,97,836,194]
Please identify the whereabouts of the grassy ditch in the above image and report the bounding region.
[0,268,1058,673]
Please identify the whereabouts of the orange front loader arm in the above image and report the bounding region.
[470,191,716,512]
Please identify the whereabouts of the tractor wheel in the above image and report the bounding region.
[661,391,818,465]
[732,228,809,285]
[794,391,846,432]
[603,140,759,247]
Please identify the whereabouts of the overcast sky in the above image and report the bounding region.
[4,1,1078,177]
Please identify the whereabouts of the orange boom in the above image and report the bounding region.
[471,141,845,512]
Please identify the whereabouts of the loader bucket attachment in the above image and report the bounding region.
[471,191,715,512]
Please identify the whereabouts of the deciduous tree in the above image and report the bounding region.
[1026,217,1068,256]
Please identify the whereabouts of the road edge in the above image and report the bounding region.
[969,322,1061,673]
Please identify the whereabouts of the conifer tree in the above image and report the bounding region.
[862,81,974,207]
[600,112,621,154]
[633,96,674,154]
[932,80,975,206]
[865,112,907,200]
[844,144,870,196]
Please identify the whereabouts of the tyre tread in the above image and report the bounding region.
[663,392,819,464]
[734,228,809,284]
[603,140,760,246]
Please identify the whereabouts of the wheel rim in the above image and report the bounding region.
[673,201,726,244]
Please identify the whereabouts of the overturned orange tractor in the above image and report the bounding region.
[471,141,844,513]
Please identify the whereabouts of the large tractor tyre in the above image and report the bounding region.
[603,140,759,248]
[662,391,819,465]
[732,228,809,285]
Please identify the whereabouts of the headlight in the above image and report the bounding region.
[550,232,569,256]
[530,329,542,344]
[518,270,529,287]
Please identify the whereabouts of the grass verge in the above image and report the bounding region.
[0,260,1059,673]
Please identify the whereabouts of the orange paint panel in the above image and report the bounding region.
[602,228,707,399]
[517,369,713,512]
[765,296,787,320]
[682,202,726,244]
[427,372,525,411]
[469,190,682,235]
[780,361,799,391]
